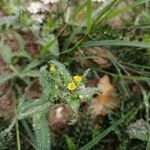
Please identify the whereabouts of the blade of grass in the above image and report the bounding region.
[60,34,86,54]
[65,136,76,150]
[81,40,150,49]
[81,0,118,26]
[79,103,142,150]
[13,96,21,150]
[106,0,150,21]
[62,26,82,52]
[86,0,92,33]
[94,0,119,26]
[95,68,150,82]
[40,23,68,55]
[72,2,86,21]
[21,120,36,144]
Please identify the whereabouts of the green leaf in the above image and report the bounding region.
[0,44,12,64]
[12,50,31,60]
[21,70,40,78]
[81,40,150,49]
[86,0,92,33]
[0,16,17,28]
[82,68,91,78]
[79,87,98,100]
[23,59,43,72]
[0,73,16,85]
[50,60,72,83]
[13,32,25,50]
[40,34,59,57]
[94,0,119,26]
[62,27,82,52]
[32,113,51,150]
[106,0,150,21]
[18,101,51,119]
[66,136,76,150]
[127,119,149,142]
[79,105,141,150]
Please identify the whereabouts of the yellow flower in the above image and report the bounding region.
[67,82,76,91]
[49,65,56,73]
[73,75,82,83]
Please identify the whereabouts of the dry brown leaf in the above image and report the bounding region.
[87,47,110,68]
[91,75,118,117]
[76,47,111,68]
[48,104,71,134]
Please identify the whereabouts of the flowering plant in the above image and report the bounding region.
[39,60,98,122]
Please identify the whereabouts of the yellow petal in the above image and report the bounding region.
[73,75,82,83]
[49,65,56,73]
[67,82,76,91]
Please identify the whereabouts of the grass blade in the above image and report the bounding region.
[79,104,142,150]
[81,40,150,48]
[86,0,92,33]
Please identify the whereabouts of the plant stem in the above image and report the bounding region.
[13,96,21,150]
[15,118,21,150]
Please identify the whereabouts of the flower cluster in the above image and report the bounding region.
[49,65,57,73]
[67,75,82,91]
[49,64,82,91]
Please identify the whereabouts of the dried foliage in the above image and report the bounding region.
[91,75,118,117]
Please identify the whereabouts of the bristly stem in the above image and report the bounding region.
[13,96,21,150]
[142,90,150,150]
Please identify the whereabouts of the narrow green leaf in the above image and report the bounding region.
[86,0,92,33]
[79,87,98,100]
[72,2,86,21]
[23,59,43,72]
[40,34,60,57]
[32,113,51,150]
[106,0,150,21]
[0,16,17,27]
[66,136,76,150]
[82,68,91,78]
[13,32,25,50]
[12,50,31,60]
[21,70,40,78]
[79,106,140,150]
[0,44,12,64]
[0,73,16,85]
[81,40,150,49]
[94,0,119,26]
[50,60,72,82]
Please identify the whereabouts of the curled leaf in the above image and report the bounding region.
[91,75,118,117]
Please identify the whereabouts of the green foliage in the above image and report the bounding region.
[81,40,150,49]
[0,132,13,150]
[86,0,92,33]
[32,113,51,150]
[0,44,12,64]
[0,16,18,29]
[127,119,149,142]
[11,61,97,149]
[0,0,150,149]
[38,60,98,121]
[40,34,59,57]
[66,136,76,150]
[79,104,142,150]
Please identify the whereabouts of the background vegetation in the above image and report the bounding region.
[0,0,150,150]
